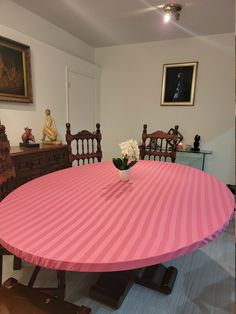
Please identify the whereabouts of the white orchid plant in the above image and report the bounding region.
[113,139,140,170]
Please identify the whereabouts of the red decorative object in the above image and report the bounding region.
[177,142,183,151]
[21,127,35,143]
[20,127,39,148]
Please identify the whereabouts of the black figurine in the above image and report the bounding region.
[191,134,200,151]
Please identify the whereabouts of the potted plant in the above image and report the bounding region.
[112,139,139,181]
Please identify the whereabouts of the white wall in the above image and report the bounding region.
[95,33,235,184]
[0,0,94,63]
[0,24,101,145]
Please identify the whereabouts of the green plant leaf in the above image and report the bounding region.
[122,157,129,170]
[127,160,137,168]
[112,158,123,170]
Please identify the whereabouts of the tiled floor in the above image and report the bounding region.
[2,219,235,313]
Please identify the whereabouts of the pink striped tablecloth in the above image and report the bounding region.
[0,161,234,272]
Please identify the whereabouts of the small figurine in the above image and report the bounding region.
[42,109,61,145]
[168,125,183,146]
[20,127,39,148]
[191,134,200,151]
[21,127,35,143]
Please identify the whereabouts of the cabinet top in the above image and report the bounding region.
[10,144,68,156]
[177,149,212,154]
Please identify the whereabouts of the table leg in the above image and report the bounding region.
[90,264,178,308]
[13,256,22,270]
[28,265,41,288]
[56,270,66,299]
[0,255,2,285]
[135,264,178,295]
[202,153,206,171]
[90,269,138,308]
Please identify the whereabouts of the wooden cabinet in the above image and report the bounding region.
[10,144,70,187]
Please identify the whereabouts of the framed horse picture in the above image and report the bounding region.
[161,61,198,106]
[0,36,33,103]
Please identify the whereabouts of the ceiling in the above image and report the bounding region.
[11,0,235,47]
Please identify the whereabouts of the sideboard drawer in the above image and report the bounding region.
[16,169,44,186]
[29,154,44,170]
[14,154,44,171]
[45,149,68,166]
[10,144,69,187]
[45,163,68,174]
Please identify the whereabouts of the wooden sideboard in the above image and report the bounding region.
[10,144,70,187]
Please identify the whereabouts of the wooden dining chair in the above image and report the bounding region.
[140,124,178,163]
[0,123,21,285]
[65,122,102,166]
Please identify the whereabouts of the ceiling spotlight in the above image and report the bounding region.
[159,3,182,22]
[164,13,171,23]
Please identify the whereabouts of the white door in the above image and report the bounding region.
[67,70,97,133]
[66,69,98,166]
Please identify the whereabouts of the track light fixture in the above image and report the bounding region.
[159,3,182,23]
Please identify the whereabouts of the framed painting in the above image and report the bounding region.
[161,61,198,106]
[0,36,33,103]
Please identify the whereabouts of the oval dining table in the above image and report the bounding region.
[0,160,234,308]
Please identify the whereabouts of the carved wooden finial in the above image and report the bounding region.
[143,124,147,134]
[0,122,7,141]
[96,123,101,134]
[66,123,71,135]
[0,124,5,132]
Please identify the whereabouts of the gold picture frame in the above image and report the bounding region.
[0,36,33,103]
[161,61,198,106]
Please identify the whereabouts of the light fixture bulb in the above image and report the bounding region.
[159,3,182,22]
[164,13,171,23]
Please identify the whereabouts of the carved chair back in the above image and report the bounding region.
[66,123,102,166]
[0,124,16,201]
[140,124,178,163]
